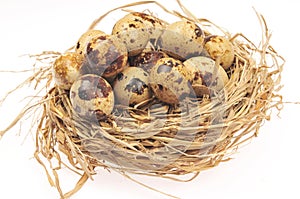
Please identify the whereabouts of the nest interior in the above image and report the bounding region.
[0,1,284,198]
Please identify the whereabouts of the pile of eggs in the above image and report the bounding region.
[52,12,234,121]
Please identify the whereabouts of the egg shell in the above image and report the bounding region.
[52,52,83,90]
[113,67,151,106]
[204,35,235,70]
[131,50,168,73]
[70,74,114,121]
[84,34,128,78]
[149,57,194,104]
[112,13,148,56]
[112,12,165,56]
[158,20,204,60]
[132,12,165,44]
[183,56,229,96]
[112,19,149,56]
[75,30,106,56]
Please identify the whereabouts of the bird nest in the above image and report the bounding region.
[0,1,284,198]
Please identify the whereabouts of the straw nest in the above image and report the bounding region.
[0,1,284,198]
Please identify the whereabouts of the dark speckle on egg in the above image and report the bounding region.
[117,72,124,81]
[201,72,218,87]
[125,78,148,95]
[158,84,164,90]
[75,105,81,113]
[175,77,183,84]
[157,64,172,74]
[71,91,76,99]
[98,35,107,40]
[76,42,80,50]
[194,27,204,38]
[129,23,137,28]
[194,71,201,81]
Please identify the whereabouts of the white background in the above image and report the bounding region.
[0,0,300,199]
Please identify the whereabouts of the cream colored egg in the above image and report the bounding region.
[84,33,128,78]
[132,12,165,43]
[204,35,235,70]
[149,57,194,104]
[183,56,229,96]
[113,67,151,106]
[70,74,114,121]
[52,52,83,90]
[112,12,165,56]
[158,20,204,60]
[112,19,149,56]
[75,30,106,55]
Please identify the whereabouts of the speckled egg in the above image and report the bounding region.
[158,20,204,60]
[70,74,114,121]
[183,56,229,96]
[149,57,194,104]
[113,67,151,106]
[75,30,106,55]
[132,12,165,43]
[131,50,168,73]
[204,35,235,70]
[84,33,128,78]
[52,52,83,90]
[112,12,165,56]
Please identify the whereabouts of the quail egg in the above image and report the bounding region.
[158,20,204,60]
[84,33,128,78]
[52,52,83,90]
[112,12,164,56]
[75,29,106,55]
[133,12,165,44]
[149,57,195,104]
[113,67,151,106]
[203,35,234,70]
[70,74,114,121]
[131,50,168,73]
[183,56,229,96]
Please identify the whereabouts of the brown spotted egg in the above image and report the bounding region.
[183,56,229,96]
[52,52,83,90]
[70,74,114,121]
[131,50,168,73]
[113,67,151,106]
[112,12,165,56]
[204,35,234,70]
[149,57,195,105]
[84,33,128,78]
[75,30,106,56]
[158,20,204,60]
[133,12,165,44]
